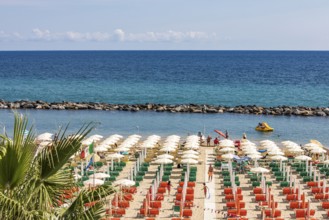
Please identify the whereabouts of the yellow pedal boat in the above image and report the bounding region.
[255,122,274,132]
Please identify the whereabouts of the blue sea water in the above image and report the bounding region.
[0,51,329,145]
[1,50,329,106]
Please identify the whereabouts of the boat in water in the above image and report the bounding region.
[255,122,274,132]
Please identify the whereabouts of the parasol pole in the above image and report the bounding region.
[313,167,316,182]
[306,159,308,173]
[81,161,84,177]
[137,158,140,172]
[298,183,301,201]
[271,194,275,218]
[130,166,133,181]
[323,179,326,195]
[152,183,155,200]
[109,195,112,217]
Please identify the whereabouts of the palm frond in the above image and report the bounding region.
[38,122,95,180]
[0,113,36,191]
[0,191,46,220]
[60,185,116,219]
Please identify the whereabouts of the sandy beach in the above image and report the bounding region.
[87,135,329,220]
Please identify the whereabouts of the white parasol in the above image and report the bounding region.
[36,132,53,141]
[83,179,104,187]
[181,154,199,159]
[182,150,199,155]
[157,154,174,159]
[113,179,136,187]
[250,167,270,173]
[89,173,110,179]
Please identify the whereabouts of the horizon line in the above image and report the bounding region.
[1,49,329,52]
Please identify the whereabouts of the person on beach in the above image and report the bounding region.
[208,164,214,182]
[225,130,229,139]
[207,135,212,147]
[242,133,247,139]
[167,180,172,195]
[214,137,219,146]
[202,183,209,198]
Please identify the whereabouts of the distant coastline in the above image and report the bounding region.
[1,100,329,117]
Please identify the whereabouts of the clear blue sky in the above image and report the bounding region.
[1,0,329,50]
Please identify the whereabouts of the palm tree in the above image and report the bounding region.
[0,113,116,219]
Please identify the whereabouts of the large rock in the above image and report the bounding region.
[323,108,329,115]
[0,104,8,109]
[58,105,65,110]
[316,111,326,116]
[22,103,34,109]
[192,109,202,113]
[206,108,218,113]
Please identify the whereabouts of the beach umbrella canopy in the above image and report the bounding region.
[113,179,136,187]
[114,147,130,152]
[219,139,235,147]
[39,141,52,147]
[140,143,156,148]
[89,173,111,179]
[89,134,104,139]
[248,154,262,160]
[284,143,300,149]
[310,148,326,154]
[282,140,298,146]
[81,139,94,146]
[154,158,173,164]
[160,147,176,152]
[83,179,104,187]
[304,143,321,149]
[36,132,53,141]
[287,148,304,153]
[270,155,288,161]
[295,155,312,161]
[268,151,284,156]
[181,154,199,159]
[181,158,198,164]
[111,134,123,138]
[250,167,270,173]
[219,147,235,153]
[184,143,200,149]
[310,139,324,147]
[182,150,199,155]
[260,140,275,146]
[106,153,124,160]
[94,146,108,152]
[243,150,260,155]
[221,153,236,160]
[241,140,256,146]
[157,154,174,159]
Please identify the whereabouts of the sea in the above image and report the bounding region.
[0,51,329,145]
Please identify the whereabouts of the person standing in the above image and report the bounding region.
[208,164,214,182]
[207,135,212,147]
[214,137,219,146]
[167,180,172,195]
[202,183,209,198]
[225,130,229,139]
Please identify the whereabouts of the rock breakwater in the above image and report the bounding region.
[0,100,329,117]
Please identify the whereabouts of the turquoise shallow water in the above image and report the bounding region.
[1,109,328,145]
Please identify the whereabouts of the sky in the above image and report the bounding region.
[0,0,329,50]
